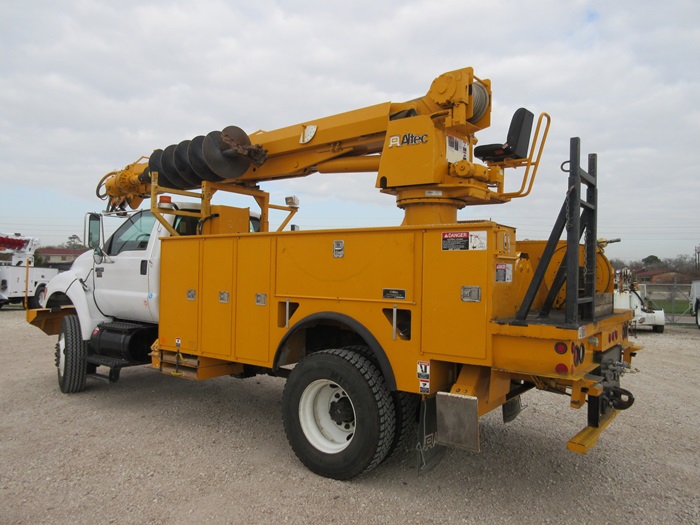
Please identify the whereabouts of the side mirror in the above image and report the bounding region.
[85,213,102,250]
[93,246,104,264]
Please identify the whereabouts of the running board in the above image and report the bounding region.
[85,354,147,383]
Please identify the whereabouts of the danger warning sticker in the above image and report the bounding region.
[442,232,469,251]
[417,361,430,380]
[441,231,487,251]
[495,263,513,282]
[446,135,468,163]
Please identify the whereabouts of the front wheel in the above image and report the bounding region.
[27,284,45,309]
[56,315,88,393]
[282,349,396,480]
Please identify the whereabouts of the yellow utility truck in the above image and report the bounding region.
[28,67,640,480]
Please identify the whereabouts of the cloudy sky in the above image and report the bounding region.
[1,0,698,261]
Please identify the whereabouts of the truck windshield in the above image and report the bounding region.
[104,211,156,256]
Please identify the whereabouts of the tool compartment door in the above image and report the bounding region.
[159,237,200,353]
[200,237,235,358]
[234,236,271,364]
[421,229,488,360]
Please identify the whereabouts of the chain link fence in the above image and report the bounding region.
[640,283,694,325]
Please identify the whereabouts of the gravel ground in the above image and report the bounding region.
[1,307,699,525]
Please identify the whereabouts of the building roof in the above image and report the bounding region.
[35,248,88,256]
[633,269,667,278]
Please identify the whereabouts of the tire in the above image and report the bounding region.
[55,315,88,393]
[341,345,419,460]
[386,391,420,460]
[282,348,396,480]
[652,324,665,333]
[696,302,700,330]
[27,285,45,310]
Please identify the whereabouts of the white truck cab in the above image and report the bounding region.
[41,203,260,342]
[43,205,199,334]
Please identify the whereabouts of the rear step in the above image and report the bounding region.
[152,349,243,380]
[567,409,618,453]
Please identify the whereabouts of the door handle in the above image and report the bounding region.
[140,260,148,275]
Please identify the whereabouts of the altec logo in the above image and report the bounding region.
[388,133,429,148]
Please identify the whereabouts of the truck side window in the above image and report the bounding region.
[173,215,199,236]
[104,211,157,256]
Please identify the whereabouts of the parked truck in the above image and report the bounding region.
[0,234,58,309]
[613,268,665,333]
[691,280,700,329]
[28,67,641,479]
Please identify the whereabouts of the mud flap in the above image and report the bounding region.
[436,392,480,451]
[502,395,523,423]
[416,396,446,473]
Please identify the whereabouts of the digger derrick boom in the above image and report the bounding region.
[100,67,550,227]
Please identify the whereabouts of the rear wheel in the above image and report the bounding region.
[652,324,665,333]
[56,315,88,393]
[340,345,419,460]
[282,348,395,480]
[696,301,700,329]
[387,391,420,459]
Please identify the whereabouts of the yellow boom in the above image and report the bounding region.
[99,67,549,226]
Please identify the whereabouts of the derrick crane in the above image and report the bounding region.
[27,67,642,481]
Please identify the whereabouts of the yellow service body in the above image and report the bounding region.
[155,219,635,432]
